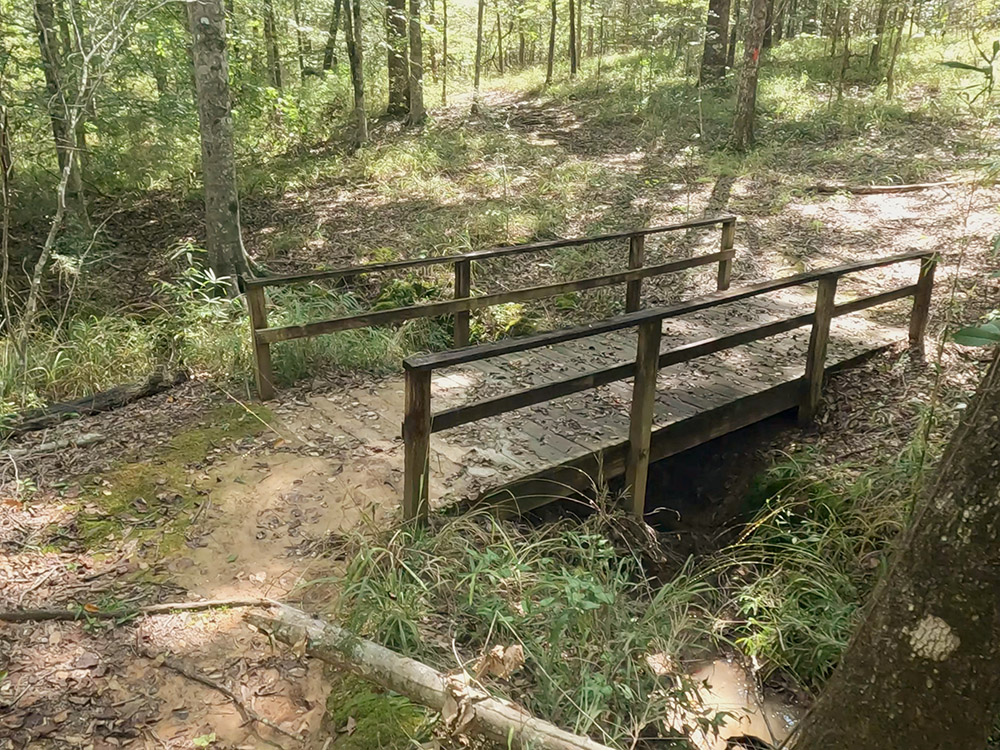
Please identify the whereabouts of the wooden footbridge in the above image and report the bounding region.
[245,217,935,520]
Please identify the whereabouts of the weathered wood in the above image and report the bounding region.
[246,604,616,750]
[247,285,276,400]
[625,234,645,313]
[717,217,736,291]
[625,320,662,519]
[256,252,733,344]
[403,368,432,522]
[6,433,105,458]
[799,276,838,425]
[245,215,737,289]
[454,258,472,347]
[3,371,188,437]
[405,250,931,372]
[908,255,936,358]
[808,179,969,195]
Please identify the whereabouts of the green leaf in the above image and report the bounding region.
[954,322,1000,347]
[991,233,1000,256]
[993,40,999,57]
[940,60,992,74]
[193,734,217,748]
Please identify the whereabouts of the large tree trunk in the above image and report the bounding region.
[187,0,250,283]
[343,0,368,143]
[699,0,731,84]
[472,0,485,112]
[792,347,1000,749]
[322,0,343,70]
[387,0,409,115]
[730,0,767,151]
[408,0,425,123]
[263,0,282,88]
[546,0,556,84]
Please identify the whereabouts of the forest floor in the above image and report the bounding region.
[2,78,999,749]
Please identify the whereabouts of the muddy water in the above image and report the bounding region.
[687,658,802,749]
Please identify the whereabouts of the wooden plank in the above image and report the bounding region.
[908,256,936,358]
[717,217,735,291]
[257,252,733,344]
[246,215,737,289]
[625,319,662,519]
[246,286,276,400]
[799,277,838,425]
[405,250,931,371]
[625,234,644,313]
[403,369,432,522]
[454,259,472,347]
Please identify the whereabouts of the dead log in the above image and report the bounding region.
[0,598,273,623]
[5,432,105,458]
[3,371,187,437]
[247,604,616,750]
[806,179,970,195]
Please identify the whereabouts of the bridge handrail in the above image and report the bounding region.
[247,215,737,399]
[400,249,937,522]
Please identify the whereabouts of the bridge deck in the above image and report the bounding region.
[304,284,909,516]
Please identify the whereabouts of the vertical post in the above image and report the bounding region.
[246,284,276,401]
[454,259,471,347]
[799,276,838,425]
[625,318,662,519]
[403,367,432,523]
[717,217,736,291]
[908,255,936,360]
[625,234,645,313]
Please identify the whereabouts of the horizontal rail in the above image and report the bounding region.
[255,251,733,344]
[245,215,737,289]
[404,250,932,372]
[429,283,918,432]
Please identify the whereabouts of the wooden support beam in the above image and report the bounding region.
[403,368,432,522]
[625,319,662,519]
[625,234,645,313]
[454,258,471,348]
[717,217,736,291]
[908,255,936,359]
[799,276,838,425]
[246,286,276,401]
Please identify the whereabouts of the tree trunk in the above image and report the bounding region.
[187,0,250,284]
[472,0,485,112]
[762,0,774,48]
[568,0,577,76]
[343,0,368,143]
[546,0,556,84]
[836,6,850,99]
[408,0,425,123]
[726,0,740,68]
[576,0,583,66]
[428,0,438,82]
[699,0,731,83]
[263,0,282,88]
[792,347,1000,749]
[773,0,784,42]
[322,0,343,70]
[293,0,306,78]
[387,0,409,114]
[884,0,908,99]
[441,0,448,103]
[495,9,504,73]
[730,0,767,150]
[869,0,888,69]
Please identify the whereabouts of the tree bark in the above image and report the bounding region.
[884,0,908,99]
[387,0,409,115]
[263,0,282,88]
[792,347,1000,749]
[472,0,485,112]
[726,0,740,68]
[869,0,888,69]
[699,0,731,83]
[495,9,504,74]
[322,0,343,70]
[343,0,368,143]
[408,0,425,123]
[568,0,577,76]
[293,0,306,78]
[441,0,448,103]
[546,0,556,84]
[730,0,766,151]
[187,0,250,283]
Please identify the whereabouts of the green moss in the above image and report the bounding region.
[325,674,430,749]
[74,403,272,552]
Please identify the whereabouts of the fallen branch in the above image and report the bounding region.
[3,370,188,437]
[143,647,302,743]
[247,603,615,750]
[807,179,971,195]
[0,597,274,623]
[5,432,105,458]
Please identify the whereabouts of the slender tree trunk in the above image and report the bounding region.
[792,347,1000,749]
[428,0,438,82]
[408,0,425,123]
[587,0,594,54]
[836,6,850,99]
[869,0,888,69]
[519,31,525,66]
[576,0,582,66]
[884,0,908,99]
[293,0,306,78]
[762,0,774,47]
[495,9,504,73]
[263,0,282,88]
[441,0,448,103]
[546,0,556,84]
[699,0,732,83]
[730,0,767,150]
[387,0,409,114]
[568,0,577,76]
[0,98,12,338]
[472,0,485,112]
[187,0,250,286]
[322,0,343,70]
[727,0,740,68]
[773,0,784,42]
[343,0,368,143]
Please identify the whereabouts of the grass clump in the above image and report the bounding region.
[324,674,433,749]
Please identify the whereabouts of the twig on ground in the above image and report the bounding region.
[0,597,276,622]
[5,433,105,458]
